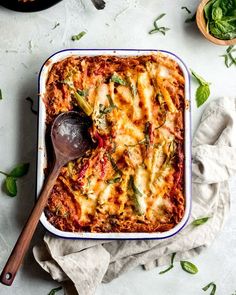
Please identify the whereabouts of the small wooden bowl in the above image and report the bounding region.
[196,0,236,46]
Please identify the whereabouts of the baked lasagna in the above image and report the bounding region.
[43,53,185,233]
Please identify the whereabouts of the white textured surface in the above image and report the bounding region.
[0,0,236,294]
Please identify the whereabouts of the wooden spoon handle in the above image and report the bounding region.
[0,162,61,286]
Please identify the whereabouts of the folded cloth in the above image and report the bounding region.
[33,97,236,295]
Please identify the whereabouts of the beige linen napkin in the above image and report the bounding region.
[33,97,236,295]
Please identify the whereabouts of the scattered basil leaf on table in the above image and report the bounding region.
[185,12,196,23]
[191,70,211,108]
[9,163,30,178]
[159,253,176,274]
[202,282,217,295]
[192,217,209,226]
[48,286,62,295]
[0,163,30,197]
[25,97,38,115]
[71,31,86,41]
[0,89,2,100]
[221,45,236,68]
[5,177,17,197]
[181,6,191,14]
[180,261,198,274]
[149,13,170,35]
[52,22,60,30]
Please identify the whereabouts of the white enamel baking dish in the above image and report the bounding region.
[37,49,191,240]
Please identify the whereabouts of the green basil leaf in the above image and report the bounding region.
[220,0,236,15]
[129,175,142,197]
[191,70,209,86]
[9,163,30,178]
[196,84,210,108]
[192,217,209,226]
[212,7,223,20]
[171,252,176,264]
[159,253,176,275]
[181,6,191,14]
[227,45,235,53]
[25,97,38,115]
[48,286,63,295]
[180,261,198,274]
[71,31,86,41]
[204,0,215,20]
[154,13,166,24]
[0,89,2,100]
[149,13,170,35]
[107,94,116,108]
[5,177,17,197]
[202,282,217,295]
[110,74,126,85]
[159,265,173,274]
[149,28,159,34]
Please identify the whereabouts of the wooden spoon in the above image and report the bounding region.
[0,111,94,286]
[196,0,236,46]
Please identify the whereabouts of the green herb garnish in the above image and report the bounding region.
[71,31,86,41]
[77,89,89,97]
[0,89,2,100]
[110,74,127,85]
[202,282,217,295]
[25,97,37,115]
[181,6,191,14]
[159,253,176,274]
[191,70,211,108]
[144,122,151,146]
[149,13,170,35]
[180,261,198,274]
[98,95,116,117]
[0,163,30,197]
[48,286,63,295]
[204,0,236,40]
[107,154,122,176]
[74,91,93,116]
[128,175,145,215]
[192,217,209,226]
[221,45,236,68]
[106,176,121,184]
[185,12,196,23]
[52,22,60,30]
[5,177,17,197]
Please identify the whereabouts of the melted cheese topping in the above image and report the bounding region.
[44,53,185,233]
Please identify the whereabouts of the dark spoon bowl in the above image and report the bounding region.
[0,0,62,12]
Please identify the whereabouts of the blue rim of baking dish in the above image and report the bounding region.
[36,48,192,240]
